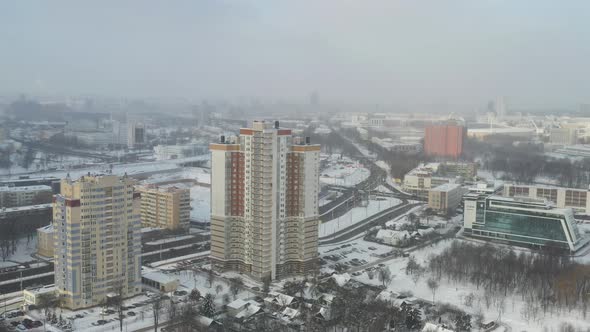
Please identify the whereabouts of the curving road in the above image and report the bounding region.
[319,201,423,245]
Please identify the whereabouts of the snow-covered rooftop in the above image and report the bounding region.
[141,268,179,285]
[0,185,52,192]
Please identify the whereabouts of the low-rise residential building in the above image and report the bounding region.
[36,224,54,258]
[137,185,191,231]
[376,229,411,246]
[503,183,590,214]
[402,163,459,197]
[550,127,578,145]
[370,137,422,153]
[23,285,57,308]
[0,204,52,235]
[436,162,477,178]
[428,183,466,214]
[463,193,589,252]
[555,144,590,158]
[141,269,179,292]
[0,185,53,208]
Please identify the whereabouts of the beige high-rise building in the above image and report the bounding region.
[53,174,142,310]
[210,120,320,280]
[137,185,190,231]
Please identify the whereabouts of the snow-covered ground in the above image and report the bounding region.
[0,155,209,181]
[319,197,401,237]
[143,167,211,185]
[0,235,38,267]
[320,162,370,187]
[319,238,395,270]
[0,151,101,176]
[349,238,590,332]
[190,186,210,223]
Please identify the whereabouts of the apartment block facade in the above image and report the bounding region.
[210,120,320,280]
[424,123,465,159]
[137,185,190,231]
[53,175,142,309]
[428,183,466,214]
[0,185,53,208]
[503,183,590,214]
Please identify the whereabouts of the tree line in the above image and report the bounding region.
[427,240,590,323]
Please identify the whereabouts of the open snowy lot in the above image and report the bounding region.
[320,155,370,187]
[142,167,212,223]
[349,238,590,331]
[319,197,401,237]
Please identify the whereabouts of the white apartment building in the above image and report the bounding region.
[428,183,466,214]
[503,183,590,214]
[402,163,455,197]
[210,120,320,280]
[0,185,52,208]
[53,174,142,309]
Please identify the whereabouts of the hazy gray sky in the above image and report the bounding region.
[1,0,589,108]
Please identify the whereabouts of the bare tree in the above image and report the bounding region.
[207,268,215,288]
[427,277,439,303]
[378,267,392,287]
[215,284,223,296]
[167,300,179,322]
[229,277,244,300]
[262,276,271,295]
[36,292,58,332]
[108,282,126,332]
[189,288,201,304]
[151,295,163,332]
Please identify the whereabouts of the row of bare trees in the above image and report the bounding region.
[427,240,590,319]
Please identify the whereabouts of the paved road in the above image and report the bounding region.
[319,201,423,245]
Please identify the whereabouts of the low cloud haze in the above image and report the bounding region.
[1,0,589,108]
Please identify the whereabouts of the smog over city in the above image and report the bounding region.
[1,1,590,332]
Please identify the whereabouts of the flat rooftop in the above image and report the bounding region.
[432,183,462,192]
[0,185,52,192]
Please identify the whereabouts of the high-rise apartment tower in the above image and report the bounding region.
[210,120,320,280]
[53,174,142,309]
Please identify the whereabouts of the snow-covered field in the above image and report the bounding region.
[349,238,590,331]
[319,197,401,237]
[320,164,370,187]
[0,155,209,181]
[190,186,210,222]
[319,154,370,188]
[0,235,38,267]
[142,167,212,223]
[0,151,101,176]
[143,167,211,185]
